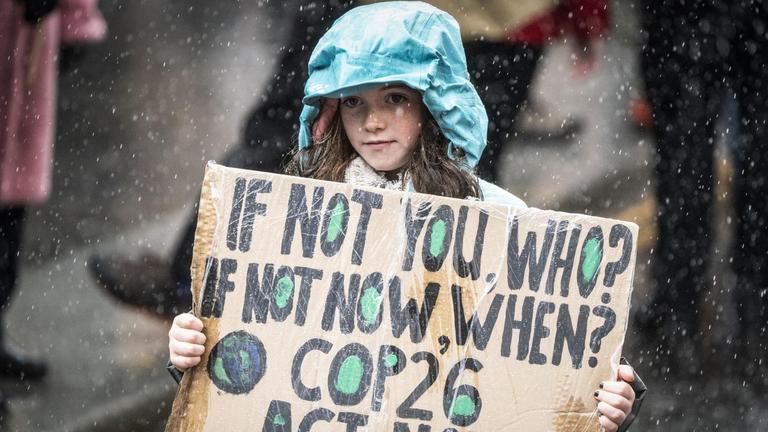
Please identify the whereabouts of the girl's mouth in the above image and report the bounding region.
[364,140,395,147]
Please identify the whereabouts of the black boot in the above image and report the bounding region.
[0,342,46,380]
[0,207,47,379]
[88,253,190,319]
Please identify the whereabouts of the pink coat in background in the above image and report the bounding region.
[0,0,106,205]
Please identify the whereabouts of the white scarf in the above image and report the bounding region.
[343,157,409,191]
[342,157,480,200]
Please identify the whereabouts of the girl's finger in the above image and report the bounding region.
[596,400,627,427]
[171,341,206,357]
[617,364,635,382]
[174,313,204,331]
[596,389,632,415]
[171,354,201,370]
[169,327,207,345]
[598,412,620,432]
[599,381,635,402]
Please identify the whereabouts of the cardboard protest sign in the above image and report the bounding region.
[166,162,638,432]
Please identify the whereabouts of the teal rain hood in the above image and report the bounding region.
[298,1,488,168]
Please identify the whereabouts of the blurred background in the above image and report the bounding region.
[2,0,767,430]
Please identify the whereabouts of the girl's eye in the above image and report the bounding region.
[342,97,361,108]
[386,93,408,104]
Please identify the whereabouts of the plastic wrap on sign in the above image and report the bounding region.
[165,162,638,432]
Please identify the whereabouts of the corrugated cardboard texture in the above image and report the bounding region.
[166,163,638,432]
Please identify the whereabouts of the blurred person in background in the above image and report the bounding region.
[0,0,106,379]
[443,0,609,182]
[88,0,610,318]
[637,0,768,384]
[89,0,354,320]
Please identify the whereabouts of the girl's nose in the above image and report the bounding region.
[364,111,385,132]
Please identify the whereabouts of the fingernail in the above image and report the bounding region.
[594,391,599,398]
[599,383,604,389]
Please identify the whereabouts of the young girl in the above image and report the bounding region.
[169,2,641,431]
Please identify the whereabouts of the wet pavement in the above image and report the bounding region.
[5,0,768,430]
[4,215,177,431]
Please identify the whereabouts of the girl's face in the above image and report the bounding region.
[339,85,425,172]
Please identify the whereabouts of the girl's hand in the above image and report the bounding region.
[168,313,207,370]
[595,364,636,432]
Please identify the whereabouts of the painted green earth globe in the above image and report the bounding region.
[207,330,266,394]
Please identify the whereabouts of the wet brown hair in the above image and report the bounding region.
[284,112,481,199]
